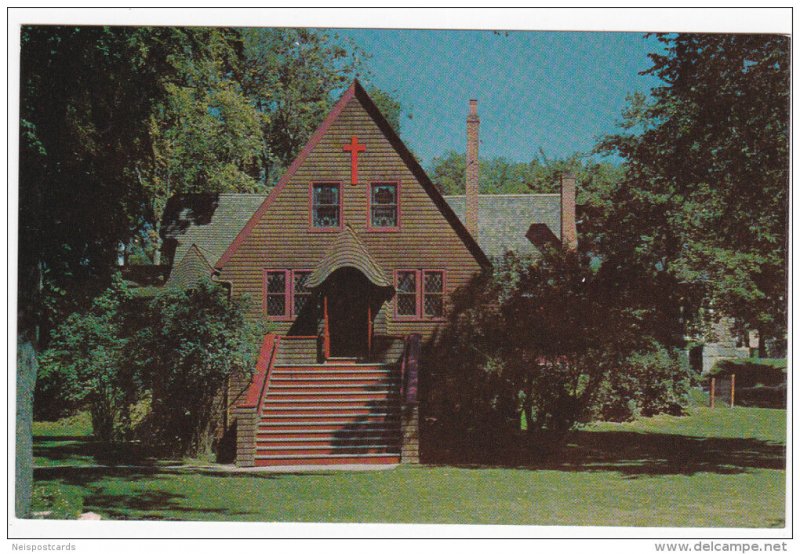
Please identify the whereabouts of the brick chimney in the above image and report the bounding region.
[466,99,480,239]
[560,172,578,250]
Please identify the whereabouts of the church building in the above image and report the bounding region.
[159,80,577,467]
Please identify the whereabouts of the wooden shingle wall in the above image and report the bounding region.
[219,95,484,339]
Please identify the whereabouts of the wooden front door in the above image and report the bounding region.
[326,268,370,358]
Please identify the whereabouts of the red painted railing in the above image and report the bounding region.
[400,334,421,405]
[238,333,280,412]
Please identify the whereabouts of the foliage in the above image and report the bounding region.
[238,28,367,185]
[367,86,405,134]
[37,275,138,441]
[130,280,265,456]
[597,34,789,348]
[426,243,688,450]
[426,150,624,196]
[592,343,693,421]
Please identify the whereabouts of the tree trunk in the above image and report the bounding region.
[16,341,37,519]
[152,219,162,266]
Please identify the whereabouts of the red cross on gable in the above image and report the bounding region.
[342,136,366,185]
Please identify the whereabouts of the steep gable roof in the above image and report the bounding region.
[215,79,491,270]
[166,244,215,289]
[444,194,561,259]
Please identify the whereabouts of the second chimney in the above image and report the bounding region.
[560,172,578,250]
[466,99,480,239]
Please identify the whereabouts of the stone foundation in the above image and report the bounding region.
[401,404,419,464]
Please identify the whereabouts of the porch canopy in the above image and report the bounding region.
[305,224,393,289]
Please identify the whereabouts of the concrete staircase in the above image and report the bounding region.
[254,360,402,466]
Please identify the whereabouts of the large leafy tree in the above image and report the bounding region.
[19,26,370,339]
[19,26,174,342]
[238,28,366,184]
[598,34,789,349]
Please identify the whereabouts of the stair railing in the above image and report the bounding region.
[239,333,280,415]
[400,334,421,405]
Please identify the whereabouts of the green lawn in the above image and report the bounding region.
[31,406,786,527]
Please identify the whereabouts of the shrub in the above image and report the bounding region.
[37,276,139,441]
[424,247,694,458]
[593,343,693,421]
[130,279,265,457]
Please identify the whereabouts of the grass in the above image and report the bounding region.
[31,406,786,527]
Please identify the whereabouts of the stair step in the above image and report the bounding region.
[274,362,393,370]
[258,414,400,431]
[260,412,398,418]
[270,383,398,389]
[264,398,397,404]
[269,375,400,387]
[259,427,399,434]
[254,453,401,465]
[267,385,393,396]
[257,443,399,449]
[258,434,400,442]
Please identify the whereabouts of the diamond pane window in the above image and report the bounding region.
[265,271,287,317]
[312,183,340,228]
[424,295,443,317]
[423,271,445,318]
[293,271,312,316]
[396,271,418,316]
[370,183,398,228]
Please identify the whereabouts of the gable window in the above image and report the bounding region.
[311,183,341,229]
[395,269,446,320]
[369,183,399,230]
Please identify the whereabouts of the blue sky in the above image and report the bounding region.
[334,29,665,166]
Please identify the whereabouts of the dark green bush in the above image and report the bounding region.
[593,343,693,421]
[37,276,139,441]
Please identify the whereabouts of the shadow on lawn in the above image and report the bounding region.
[33,435,159,466]
[423,429,786,478]
[33,465,314,520]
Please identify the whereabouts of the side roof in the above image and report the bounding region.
[161,193,268,267]
[214,79,491,270]
[444,194,561,259]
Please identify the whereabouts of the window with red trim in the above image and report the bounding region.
[423,270,445,318]
[265,270,288,317]
[312,183,340,228]
[395,270,445,319]
[396,270,418,316]
[370,183,398,228]
[292,271,312,316]
[264,269,313,319]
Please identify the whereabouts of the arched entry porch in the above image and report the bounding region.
[318,267,392,359]
[303,225,395,361]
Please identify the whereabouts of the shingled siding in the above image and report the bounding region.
[218,94,484,339]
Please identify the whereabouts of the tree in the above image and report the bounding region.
[238,28,367,185]
[19,26,369,338]
[598,34,789,351]
[426,150,623,197]
[367,86,404,134]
